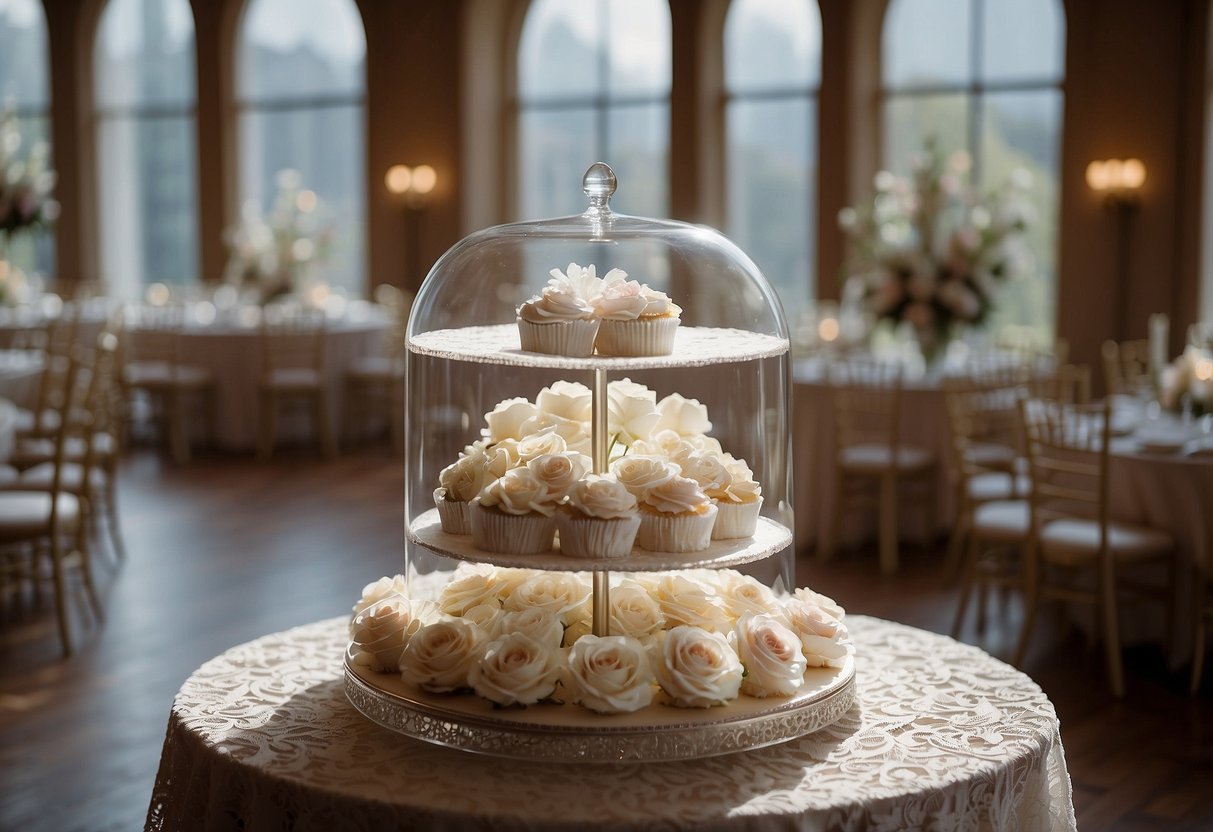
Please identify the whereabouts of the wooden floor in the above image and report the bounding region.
[1,447,1211,831]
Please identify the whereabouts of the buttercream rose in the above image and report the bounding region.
[527,451,590,498]
[650,574,731,633]
[516,426,569,462]
[517,280,595,323]
[630,429,687,459]
[438,452,492,502]
[676,452,732,497]
[352,574,409,621]
[469,632,565,706]
[548,262,608,302]
[461,602,506,639]
[505,572,591,624]
[350,597,439,672]
[495,606,565,650]
[484,398,538,443]
[519,412,591,455]
[654,393,712,437]
[639,285,680,318]
[731,612,807,697]
[607,378,660,446]
[484,439,520,478]
[721,456,762,504]
[611,455,679,499]
[565,474,637,519]
[563,634,655,714]
[399,618,484,692]
[535,380,593,423]
[641,475,711,515]
[783,598,851,668]
[608,581,665,640]
[718,573,783,623]
[653,626,743,708]
[439,563,508,616]
[792,587,845,621]
[478,468,560,517]
[592,274,649,320]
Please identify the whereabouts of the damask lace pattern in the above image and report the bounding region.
[146,615,1076,832]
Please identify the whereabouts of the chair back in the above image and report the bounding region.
[1031,363,1092,405]
[1102,339,1150,395]
[830,357,903,454]
[128,303,186,367]
[261,304,326,374]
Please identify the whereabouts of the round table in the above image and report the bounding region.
[146,615,1076,831]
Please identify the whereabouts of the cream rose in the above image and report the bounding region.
[677,452,732,497]
[783,598,852,668]
[518,280,595,323]
[527,452,591,497]
[469,632,565,706]
[611,455,679,499]
[461,602,506,639]
[592,274,649,320]
[563,635,655,714]
[535,380,593,423]
[484,398,538,443]
[687,434,724,456]
[484,440,520,477]
[792,587,846,621]
[399,618,484,692]
[718,573,783,623]
[548,262,606,302]
[721,456,762,504]
[629,429,686,459]
[653,626,743,708]
[609,581,665,639]
[478,468,560,517]
[505,571,591,624]
[352,574,409,620]
[650,574,731,633]
[562,616,592,647]
[607,378,660,446]
[639,285,681,318]
[641,475,711,516]
[516,426,569,462]
[565,474,638,519]
[496,606,565,650]
[654,393,712,437]
[350,598,439,672]
[731,612,807,698]
[438,452,492,502]
[438,563,508,616]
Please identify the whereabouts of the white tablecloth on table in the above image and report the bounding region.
[128,309,390,451]
[146,615,1075,832]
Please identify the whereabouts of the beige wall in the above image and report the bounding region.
[36,0,1213,368]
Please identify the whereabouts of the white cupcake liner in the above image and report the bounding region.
[711,497,763,540]
[556,511,641,559]
[637,503,718,553]
[471,502,557,555]
[595,316,680,356]
[517,317,599,357]
[434,488,471,535]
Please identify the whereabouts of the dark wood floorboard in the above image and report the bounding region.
[2,448,1211,831]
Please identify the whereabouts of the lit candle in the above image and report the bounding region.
[1149,312,1169,375]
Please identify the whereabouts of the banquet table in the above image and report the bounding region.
[127,303,391,451]
[146,615,1076,831]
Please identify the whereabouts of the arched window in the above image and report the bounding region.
[516,0,671,219]
[881,0,1065,340]
[725,0,821,326]
[0,0,53,278]
[236,0,366,295]
[94,0,198,299]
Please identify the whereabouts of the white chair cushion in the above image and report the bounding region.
[839,443,933,474]
[0,492,80,540]
[124,361,213,389]
[1039,518,1173,563]
[15,407,60,436]
[263,368,322,391]
[10,462,105,494]
[966,472,1032,503]
[965,441,1017,470]
[972,500,1031,542]
[8,433,116,469]
[0,465,19,484]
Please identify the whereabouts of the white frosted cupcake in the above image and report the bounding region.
[610,454,680,503]
[594,277,681,357]
[472,467,559,555]
[712,457,763,540]
[434,451,493,535]
[636,475,718,553]
[556,474,640,559]
[517,268,600,357]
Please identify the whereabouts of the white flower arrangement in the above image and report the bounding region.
[222,169,334,304]
[0,109,57,241]
[1159,346,1213,417]
[839,137,1035,358]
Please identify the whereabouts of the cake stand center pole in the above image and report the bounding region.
[592,366,610,637]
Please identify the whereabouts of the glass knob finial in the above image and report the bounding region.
[582,162,617,207]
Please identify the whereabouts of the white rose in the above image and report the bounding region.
[438,452,491,502]
[439,563,508,616]
[686,435,724,456]
[352,574,409,621]
[592,274,649,320]
[639,285,680,318]
[611,455,679,500]
[641,476,711,516]
[653,626,743,708]
[677,452,732,497]
[461,602,506,639]
[479,467,559,517]
[399,618,485,692]
[609,581,665,639]
[654,393,712,437]
[722,456,762,504]
[792,587,846,621]
[731,612,807,698]
[607,378,661,446]
[565,474,638,519]
[484,439,520,477]
[535,380,593,423]
[496,606,565,650]
[505,572,591,624]
[527,452,591,497]
[562,616,592,647]
[350,598,439,672]
[629,429,686,458]
[469,632,565,706]
[516,425,568,462]
[563,635,655,714]
[548,262,605,302]
[783,598,852,669]
[650,574,731,633]
[719,573,783,623]
[519,413,591,456]
[485,398,538,443]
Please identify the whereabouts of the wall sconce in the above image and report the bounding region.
[1085,158,1146,206]
[385,164,438,288]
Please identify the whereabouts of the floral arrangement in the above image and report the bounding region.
[1159,347,1213,417]
[0,109,57,240]
[838,137,1035,359]
[0,260,30,307]
[222,169,334,304]
[349,565,851,713]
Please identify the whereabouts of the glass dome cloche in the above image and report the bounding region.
[404,162,795,605]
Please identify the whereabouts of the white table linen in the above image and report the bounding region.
[146,615,1075,832]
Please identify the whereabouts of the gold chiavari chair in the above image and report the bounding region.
[1102,338,1151,396]
[343,284,410,452]
[259,304,335,460]
[1030,363,1092,405]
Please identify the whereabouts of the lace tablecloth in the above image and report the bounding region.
[146,616,1076,831]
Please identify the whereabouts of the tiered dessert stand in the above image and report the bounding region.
[344,165,855,762]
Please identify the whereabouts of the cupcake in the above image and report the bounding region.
[472,467,560,555]
[593,275,681,357]
[636,475,718,553]
[557,474,641,559]
[712,456,763,540]
[434,451,492,535]
[516,266,601,357]
[610,455,680,503]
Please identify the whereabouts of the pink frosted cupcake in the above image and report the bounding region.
[472,468,560,555]
[517,266,600,357]
[557,474,641,559]
[636,475,718,553]
[593,275,681,357]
